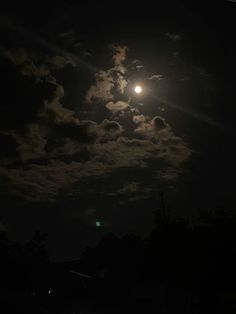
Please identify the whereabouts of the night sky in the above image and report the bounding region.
[0,1,236,261]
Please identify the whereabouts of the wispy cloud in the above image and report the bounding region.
[166,32,182,41]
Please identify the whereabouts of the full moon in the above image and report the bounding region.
[134,85,142,94]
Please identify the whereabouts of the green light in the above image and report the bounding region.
[96,221,101,227]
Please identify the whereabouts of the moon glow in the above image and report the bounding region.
[134,85,142,94]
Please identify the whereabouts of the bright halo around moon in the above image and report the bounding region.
[134,85,142,94]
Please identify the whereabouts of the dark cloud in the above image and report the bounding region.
[11,124,47,162]
[0,132,182,201]
[157,167,182,181]
[48,55,77,69]
[0,38,192,203]
[109,181,152,196]
[166,32,182,41]
[98,119,123,140]
[152,116,169,133]
[1,47,50,77]
[0,47,80,135]
[133,114,191,167]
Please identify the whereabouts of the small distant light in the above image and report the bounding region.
[96,221,101,227]
[48,288,53,295]
[134,86,142,94]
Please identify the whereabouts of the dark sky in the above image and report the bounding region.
[0,1,236,261]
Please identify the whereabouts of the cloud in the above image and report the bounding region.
[97,119,123,140]
[0,48,99,165]
[0,128,191,202]
[117,182,140,194]
[157,133,192,167]
[114,182,152,195]
[133,114,146,124]
[11,124,47,162]
[132,59,141,65]
[147,74,163,81]
[49,55,77,69]
[106,101,129,113]
[0,47,83,134]
[0,47,29,65]
[110,44,128,74]
[81,51,92,58]
[134,115,169,138]
[0,137,156,202]
[136,65,145,71]
[0,160,108,202]
[49,138,82,159]
[133,115,192,166]
[85,45,128,103]
[44,119,123,159]
[166,32,182,41]
[58,29,75,41]
[85,70,114,103]
[116,72,128,94]
[158,167,182,181]
[0,42,192,203]
[133,115,155,138]
[152,116,169,133]
[173,51,179,58]
[1,47,79,80]
[1,48,50,77]
[152,117,191,167]
[134,122,153,138]
[107,182,153,203]
[91,137,159,169]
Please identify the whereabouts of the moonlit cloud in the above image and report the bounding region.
[133,114,146,124]
[106,101,129,113]
[85,70,115,103]
[147,74,164,81]
[85,45,128,103]
[136,65,145,71]
[0,39,192,202]
[117,72,128,94]
[110,44,128,74]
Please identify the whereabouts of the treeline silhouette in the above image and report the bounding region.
[1,196,236,313]
[78,195,236,313]
[0,229,48,294]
